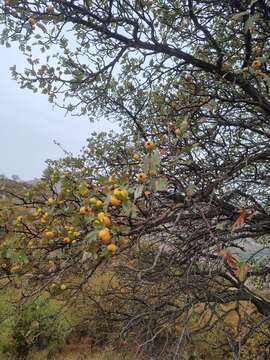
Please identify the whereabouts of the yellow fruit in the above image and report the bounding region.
[95,200,103,208]
[47,197,55,205]
[107,243,118,253]
[113,188,122,198]
[222,63,231,71]
[40,212,49,223]
[93,219,100,226]
[113,188,128,199]
[252,59,261,69]
[33,208,43,218]
[16,216,23,223]
[79,206,86,215]
[44,230,57,239]
[51,283,58,289]
[133,154,140,161]
[137,172,147,183]
[28,240,34,248]
[120,189,129,198]
[144,140,155,152]
[97,212,111,226]
[108,176,115,184]
[175,128,181,137]
[80,189,90,197]
[89,197,98,205]
[79,206,91,215]
[71,240,77,245]
[60,284,66,291]
[98,228,111,244]
[73,231,81,237]
[63,237,71,244]
[110,195,121,206]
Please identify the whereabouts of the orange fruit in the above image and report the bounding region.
[137,172,147,183]
[107,243,118,253]
[98,228,111,244]
[44,230,57,239]
[252,59,261,69]
[110,195,121,206]
[97,212,111,226]
[63,237,71,244]
[144,140,155,152]
[133,154,140,161]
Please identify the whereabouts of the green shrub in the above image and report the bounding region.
[4,298,71,359]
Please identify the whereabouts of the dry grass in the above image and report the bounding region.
[57,345,134,360]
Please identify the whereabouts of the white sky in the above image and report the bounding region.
[0,46,117,181]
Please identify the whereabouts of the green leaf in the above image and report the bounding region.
[231,10,249,21]
[13,250,28,264]
[244,15,259,32]
[103,194,111,211]
[215,222,226,230]
[143,150,161,174]
[181,145,194,153]
[122,200,138,218]
[143,154,151,173]
[154,177,168,192]
[84,231,97,243]
[5,248,12,259]
[0,228,6,239]
[36,22,47,33]
[134,184,144,200]
[151,150,161,169]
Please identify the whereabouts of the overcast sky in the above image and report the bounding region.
[0,46,116,181]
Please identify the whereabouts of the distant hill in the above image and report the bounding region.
[0,178,31,201]
[230,238,270,263]
[25,178,40,185]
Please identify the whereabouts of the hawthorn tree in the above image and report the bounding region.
[1,0,270,358]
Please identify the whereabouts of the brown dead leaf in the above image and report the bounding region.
[232,208,246,232]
